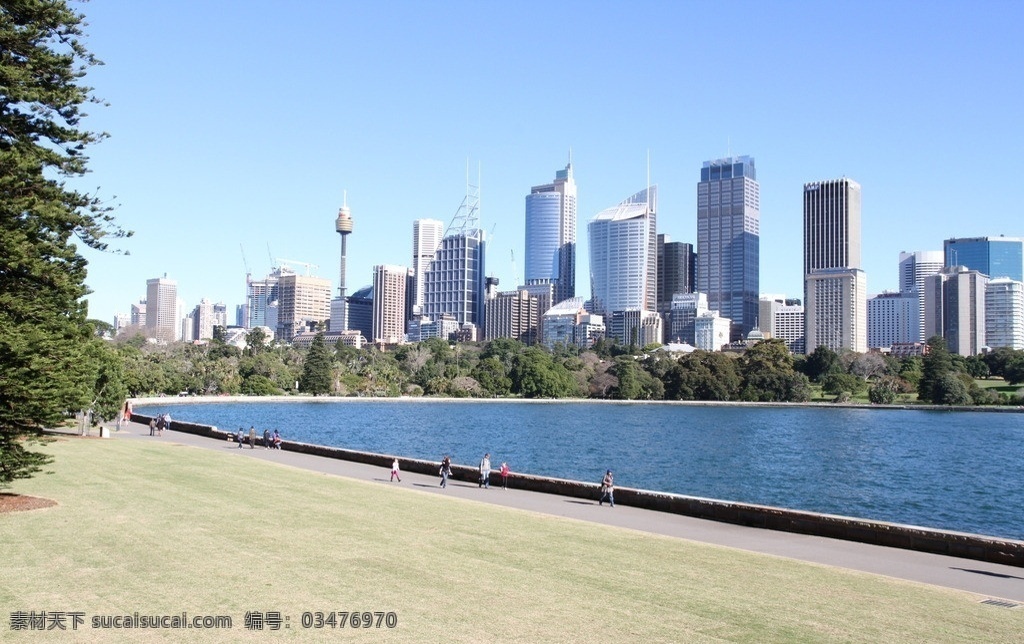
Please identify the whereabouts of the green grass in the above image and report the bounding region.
[1,437,1021,642]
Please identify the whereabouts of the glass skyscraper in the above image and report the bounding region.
[943,236,1024,282]
[588,186,657,317]
[525,161,576,305]
[696,156,759,342]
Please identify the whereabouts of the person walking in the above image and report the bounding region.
[500,462,510,490]
[599,470,615,507]
[248,426,256,449]
[272,429,282,449]
[149,418,156,436]
[390,458,402,482]
[439,455,452,488]
[479,453,491,489]
[236,428,245,449]
[263,428,271,449]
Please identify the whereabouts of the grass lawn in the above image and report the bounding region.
[1,436,1021,642]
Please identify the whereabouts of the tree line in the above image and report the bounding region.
[110,330,1024,407]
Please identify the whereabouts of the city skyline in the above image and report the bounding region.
[73,2,1024,326]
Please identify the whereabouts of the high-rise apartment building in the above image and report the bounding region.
[484,289,540,344]
[898,250,943,342]
[803,178,865,353]
[923,266,988,356]
[657,234,695,317]
[588,186,657,317]
[275,272,331,341]
[191,298,216,341]
[412,219,444,314]
[985,278,1024,350]
[758,296,805,354]
[697,156,759,342]
[944,236,1024,282]
[525,161,577,305]
[867,291,918,349]
[805,268,867,354]
[372,265,412,345]
[145,275,178,342]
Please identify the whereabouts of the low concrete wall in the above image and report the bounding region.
[134,414,1024,568]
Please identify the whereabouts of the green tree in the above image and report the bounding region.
[1004,354,1024,385]
[868,376,901,404]
[298,333,333,395]
[1,2,129,486]
[821,372,866,397]
[738,339,809,402]
[932,372,972,406]
[510,347,577,398]
[918,336,954,403]
[801,346,842,382]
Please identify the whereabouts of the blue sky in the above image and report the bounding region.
[77,0,1024,325]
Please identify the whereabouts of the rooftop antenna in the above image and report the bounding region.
[646,149,651,196]
[444,158,481,236]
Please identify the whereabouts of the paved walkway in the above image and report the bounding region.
[111,422,1024,603]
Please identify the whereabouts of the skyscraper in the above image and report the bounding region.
[898,250,943,342]
[924,266,988,356]
[371,265,411,345]
[985,278,1024,350]
[276,272,331,341]
[697,156,759,342]
[422,174,487,329]
[145,275,178,342]
[657,234,695,317]
[803,178,866,353]
[525,160,576,305]
[588,186,657,317]
[943,236,1024,282]
[412,219,443,314]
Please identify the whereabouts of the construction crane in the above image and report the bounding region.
[275,258,319,276]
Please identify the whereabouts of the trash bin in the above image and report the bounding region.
[99,426,110,438]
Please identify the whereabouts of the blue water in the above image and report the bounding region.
[138,400,1024,541]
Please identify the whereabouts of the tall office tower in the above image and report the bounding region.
[867,291,918,349]
[346,285,374,341]
[805,268,867,354]
[145,275,178,342]
[372,265,412,345]
[130,299,146,327]
[657,234,695,317]
[609,309,663,346]
[275,272,331,341]
[246,270,281,329]
[588,186,657,317]
[757,296,805,353]
[943,236,1024,282]
[331,193,354,331]
[422,176,487,327]
[697,156,759,342]
[484,289,540,343]
[668,292,708,345]
[898,250,943,342]
[923,266,988,356]
[803,178,865,353]
[191,298,216,341]
[525,160,577,305]
[985,278,1024,350]
[412,219,444,313]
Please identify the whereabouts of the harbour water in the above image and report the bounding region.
[137,400,1024,541]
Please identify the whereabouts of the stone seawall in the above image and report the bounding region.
[134,413,1024,568]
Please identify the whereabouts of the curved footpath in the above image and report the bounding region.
[111,420,1024,604]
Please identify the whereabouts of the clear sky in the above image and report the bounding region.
[76,0,1024,325]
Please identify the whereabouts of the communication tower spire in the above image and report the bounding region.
[334,191,354,330]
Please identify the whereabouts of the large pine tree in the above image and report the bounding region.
[298,333,334,396]
[1,1,128,486]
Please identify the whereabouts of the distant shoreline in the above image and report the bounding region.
[130,394,1024,413]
